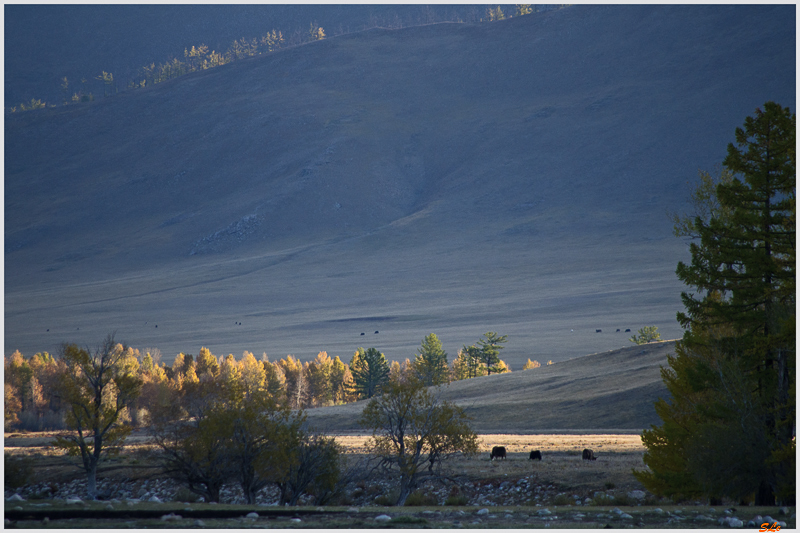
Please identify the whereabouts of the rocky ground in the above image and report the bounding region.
[5,475,795,529]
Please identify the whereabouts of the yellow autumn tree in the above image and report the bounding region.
[522,358,541,370]
[52,335,142,499]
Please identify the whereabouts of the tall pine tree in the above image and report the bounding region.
[477,332,508,375]
[349,347,390,400]
[638,102,795,505]
[412,333,449,386]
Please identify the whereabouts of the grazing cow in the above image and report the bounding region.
[616,329,621,332]
[582,448,597,461]
[530,450,542,461]
[490,446,507,460]
[375,331,379,334]
[625,329,631,332]
[596,329,602,333]
[360,332,365,336]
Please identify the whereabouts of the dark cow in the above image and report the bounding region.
[625,329,631,332]
[596,329,602,333]
[529,450,542,461]
[616,329,621,332]
[582,448,597,461]
[360,332,365,336]
[375,331,379,334]
[490,446,507,460]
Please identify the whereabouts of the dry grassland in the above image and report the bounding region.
[6,431,646,494]
[336,433,646,494]
[332,433,643,455]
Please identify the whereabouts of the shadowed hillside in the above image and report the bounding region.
[4,5,795,366]
[305,341,677,433]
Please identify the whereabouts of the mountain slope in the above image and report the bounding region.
[4,5,795,365]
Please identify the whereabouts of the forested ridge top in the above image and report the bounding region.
[4,4,794,367]
[5,4,564,108]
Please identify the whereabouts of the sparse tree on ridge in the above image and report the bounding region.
[629,326,661,345]
[451,344,486,380]
[516,4,533,16]
[477,332,508,375]
[95,71,114,97]
[486,6,505,21]
[309,23,326,41]
[60,76,69,104]
[522,358,541,370]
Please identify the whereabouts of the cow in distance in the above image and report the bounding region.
[490,446,507,460]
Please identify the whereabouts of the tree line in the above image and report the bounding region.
[1,333,478,504]
[6,332,482,504]
[6,5,561,113]
[4,331,518,432]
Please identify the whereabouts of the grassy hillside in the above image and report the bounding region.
[305,340,677,433]
[4,6,795,366]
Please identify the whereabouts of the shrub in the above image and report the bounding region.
[173,486,201,503]
[591,492,634,506]
[445,485,469,505]
[404,490,438,506]
[374,489,399,506]
[590,492,615,505]
[5,452,34,489]
[522,359,541,370]
[629,326,661,345]
[553,493,574,506]
[445,494,469,506]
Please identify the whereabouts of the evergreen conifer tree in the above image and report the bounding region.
[638,102,795,505]
[477,332,508,375]
[349,347,390,399]
[412,333,449,386]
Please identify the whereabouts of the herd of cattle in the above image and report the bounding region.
[489,446,597,461]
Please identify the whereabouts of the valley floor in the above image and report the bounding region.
[5,431,795,528]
